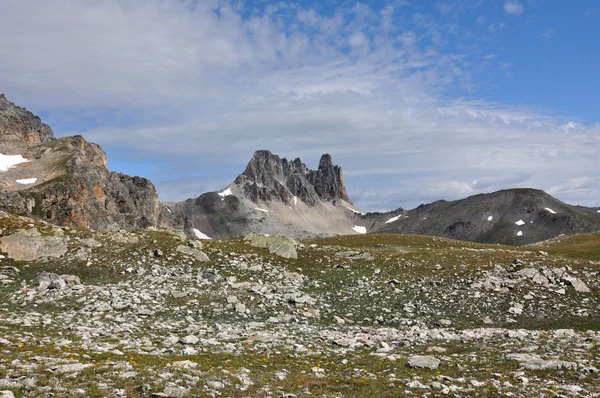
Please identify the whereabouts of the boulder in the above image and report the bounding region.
[406,355,441,370]
[33,271,80,290]
[0,228,67,261]
[244,234,298,259]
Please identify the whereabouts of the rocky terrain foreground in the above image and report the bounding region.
[1,211,599,397]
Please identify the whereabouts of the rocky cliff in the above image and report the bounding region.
[0,94,159,230]
[233,150,350,206]
[167,150,361,239]
[0,94,54,149]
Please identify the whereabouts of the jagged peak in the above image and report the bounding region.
[234,150,351,206]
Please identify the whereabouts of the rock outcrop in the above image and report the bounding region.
[0,94,159,230]
[234,150,350,206]
[167,150,361,239]
[0,94,53,149]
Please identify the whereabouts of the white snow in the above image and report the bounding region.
[0,153,28,171]
[352,226,367,234]
[346,206,365,215]
[193,228,211,240]
[487,216,493,221]
[293,196,298,206]
[598,210,600,213]
[254,207,270,213]
[385,215,401,224]
[15,178,37,185]
[517,231,523,237]
[218,188,233,201]
[163,205,172,214]
[544,208,557,214]
[515,220,525,226]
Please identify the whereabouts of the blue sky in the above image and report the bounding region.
[0,0,599,210]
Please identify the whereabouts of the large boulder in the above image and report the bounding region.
[0,228,67,260]
[244,234,298,259]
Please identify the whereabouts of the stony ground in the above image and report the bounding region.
[1,212,600,397]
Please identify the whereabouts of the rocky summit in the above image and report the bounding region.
[165,150,362,240]
[0,94,159,230]
[1,212,600,397]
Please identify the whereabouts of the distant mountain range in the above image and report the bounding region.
[1,94,599,245]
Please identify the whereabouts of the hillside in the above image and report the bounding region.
[0,211,599,396]
[367,188,600,245]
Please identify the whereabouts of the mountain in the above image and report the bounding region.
[1,95,599,244]
[365,188,600,245]
[163,150,364,239]
[0,94,159,229]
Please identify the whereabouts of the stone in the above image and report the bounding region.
[181,335,199,345]
[202,269,219,281]
[235,303,246,313]
[0,229,67,261]
[244,235,298,259]
[32,271,79,290]
[406,355,440,370]
[561,275,590,293]
[162,386,190,397]
[508,303,524,316]
[176,245,210,262]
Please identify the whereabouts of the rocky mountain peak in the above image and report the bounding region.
[0,94,159,230]
[309,153,350,203]
[233,150,350,206]
[0,93,55,150]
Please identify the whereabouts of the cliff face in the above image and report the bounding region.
[0,94,159,230]
[0,94,54,149]
[234,150,351,206]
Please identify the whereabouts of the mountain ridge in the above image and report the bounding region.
[0,94,159,230]
[0,94,599,244]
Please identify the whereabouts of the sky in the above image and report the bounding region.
[0,0,599,211]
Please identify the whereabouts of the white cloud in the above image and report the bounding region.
[504,1,524,15]
[0,0,598,211]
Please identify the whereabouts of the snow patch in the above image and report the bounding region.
[162,205,172,214]
[517,231,523,237]
[385,215,401,224]
[515,220,525,226]
[15,178,37,185]
[346,206,365,215]
[544,208,557,214]
[487,216,493,221]
[597,210,600,213]
[0,153,28,171]
[293,196,298,206]
[193,228,211,240]
[352,226,367,234]
[218,188,233,201]
[254,208,270,213]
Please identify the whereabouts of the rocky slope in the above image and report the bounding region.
[0,212,599,397]
[164,150,364,239]
[0,94,159,230]
[366,188,600,245]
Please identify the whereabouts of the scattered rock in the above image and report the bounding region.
[407,355,441,370]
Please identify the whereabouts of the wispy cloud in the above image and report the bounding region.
[504,1,524,15]
[0,0,598,211]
